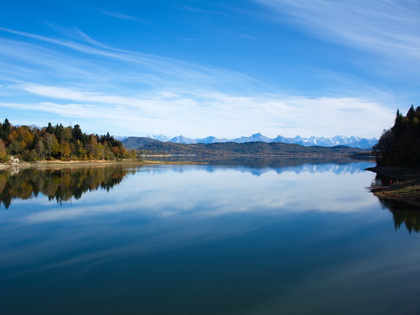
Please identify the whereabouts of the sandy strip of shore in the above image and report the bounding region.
[0,159,205,170]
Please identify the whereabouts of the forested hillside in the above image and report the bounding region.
[0,119,134,162]
[373,105,420,167]
[123,138,364,156]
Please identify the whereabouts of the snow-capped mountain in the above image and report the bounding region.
[143,133,377,149]
[197,136,231,144]
[234,133,272,143]
[168,135,197,144]
[147,134,170,142]
[289,135,377,148]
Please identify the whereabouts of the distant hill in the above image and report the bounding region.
[123,136,161,147]
[135,133,377,149]
[122,138,365,156]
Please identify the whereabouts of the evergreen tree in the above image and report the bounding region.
[407,105,416,121]
[46,122,54,134]
[374,106,420,167]
[72,124,85,143]
[2,119,11,143]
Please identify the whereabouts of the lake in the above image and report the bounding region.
[1,160,419,314]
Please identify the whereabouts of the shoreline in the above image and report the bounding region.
[367,166,420,208]
[0,158,206,170]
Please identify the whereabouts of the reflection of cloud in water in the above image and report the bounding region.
[0,163,384,281]
[4,203,271,277]
[2,162,419,315]
[136,161,374,176]
[23,165,377,225]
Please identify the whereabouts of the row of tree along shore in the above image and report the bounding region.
[373,105,420,167]
[369,105,420,207]
[0,119,136,162]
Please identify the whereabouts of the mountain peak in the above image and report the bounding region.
[130,133,378,149]
[169,135,197,144]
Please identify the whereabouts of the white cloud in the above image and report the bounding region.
[0,89,394,138]
[0,26,395,137]
[23,168,378,224]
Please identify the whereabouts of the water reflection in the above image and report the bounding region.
[145,158,373,176]
[1,161,420,314]
[378,198,420,233]
[0,160,373,210]
[0,161,414,235]
[150,156,372,174]
[371,173,420,233]
[0,167,131,209]
[202,160,373,176]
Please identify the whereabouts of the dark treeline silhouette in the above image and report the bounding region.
[0,167,132,209]
[0,119,135,162]
[373,105,420,167]
[378,198,420,233]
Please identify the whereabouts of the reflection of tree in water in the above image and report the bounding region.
[0,167,132,209]
[379,198,420,233]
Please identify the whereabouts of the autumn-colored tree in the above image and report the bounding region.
[34,134,46,159]
[63,126,72,142]
[44,133,60,158]
[0,119,132,162]
[97,143,105,160]
[21,149,38,162]
[86,135,99,159]
[7,140,24,155]
[60,141,71,160]
[8,126,34,152]
[103,141,116,160]
[0,139,7,162]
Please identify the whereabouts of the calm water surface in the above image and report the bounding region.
[0,160,419,314]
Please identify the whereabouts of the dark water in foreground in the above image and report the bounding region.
[0,160,420,314]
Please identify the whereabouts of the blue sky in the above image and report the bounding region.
[0,0,419,138]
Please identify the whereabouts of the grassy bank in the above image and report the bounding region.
[367,166,420,207]
[0,158,205,170]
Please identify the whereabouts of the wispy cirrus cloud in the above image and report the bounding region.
[0,26,394,138]
[94,8,140,22]
[255,0,420,67]
[0,27,258,91]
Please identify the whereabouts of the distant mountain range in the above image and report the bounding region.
[122,137,366,157]
[143,133,377,149]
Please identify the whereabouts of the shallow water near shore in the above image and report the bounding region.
[1,159,420,314]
